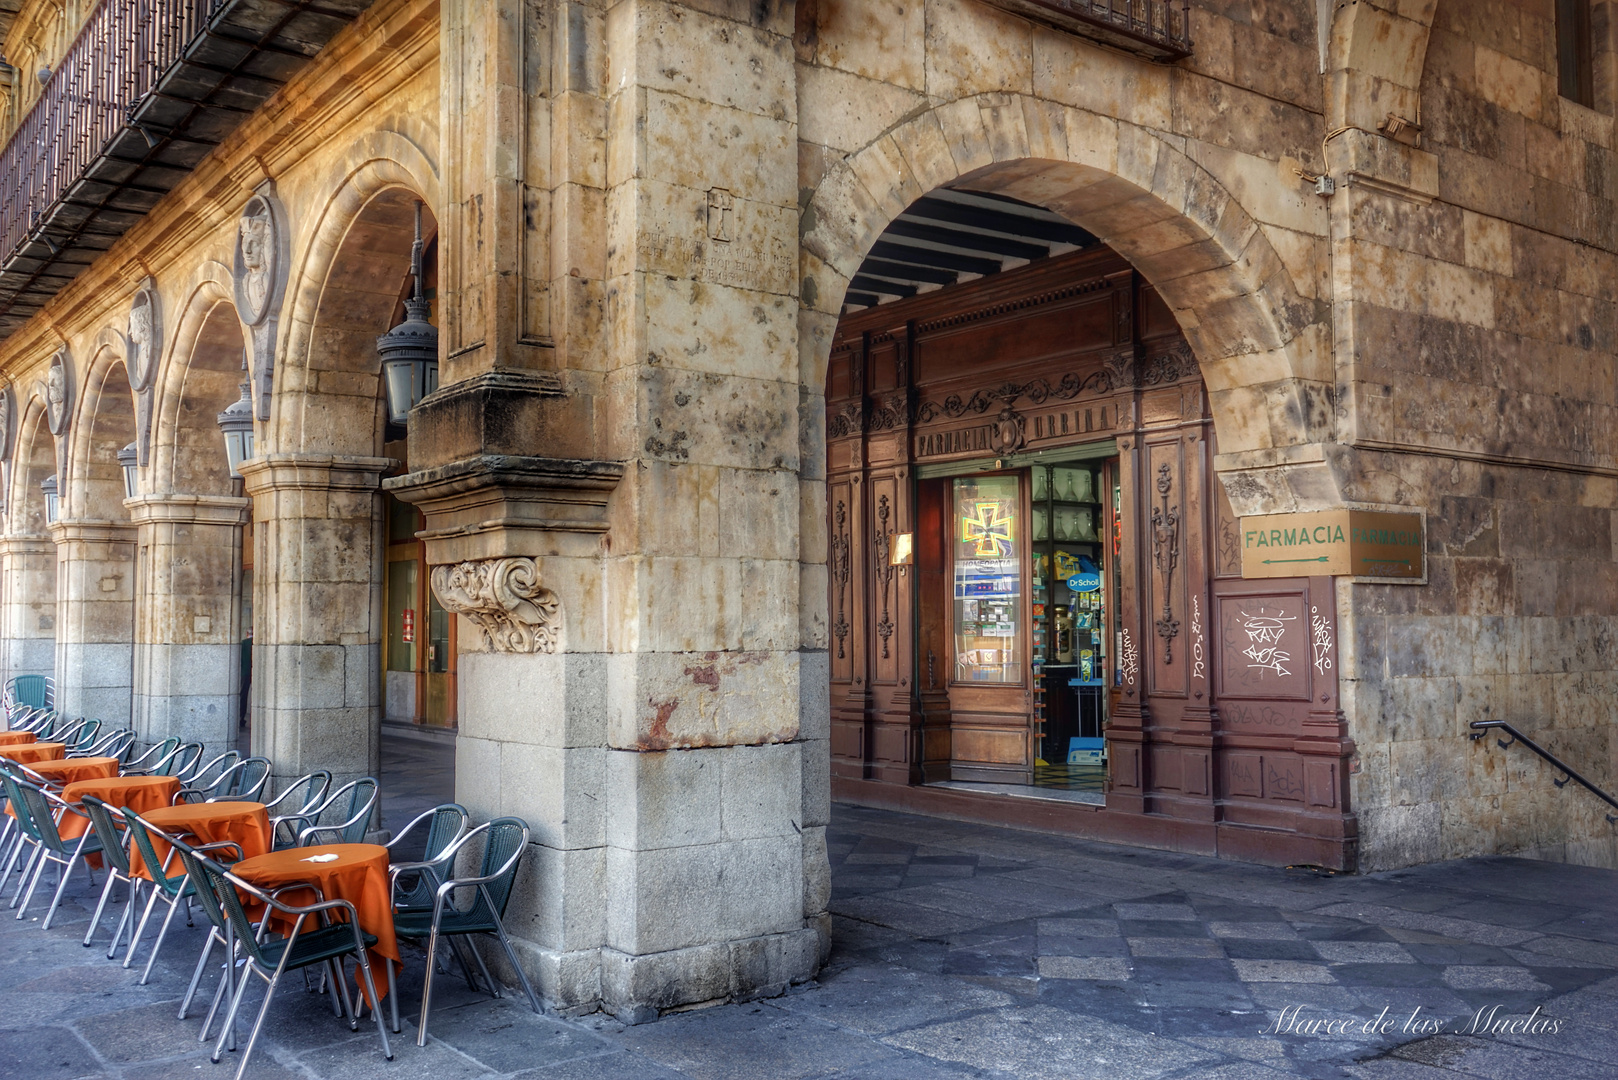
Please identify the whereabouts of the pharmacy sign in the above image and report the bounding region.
[1239,510,1424,582]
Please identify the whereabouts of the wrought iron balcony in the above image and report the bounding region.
[0,0,374,340]
[976,0,1192,61]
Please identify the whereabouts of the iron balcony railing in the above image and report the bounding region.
[977,0,1193,60]
[0,0,222,267]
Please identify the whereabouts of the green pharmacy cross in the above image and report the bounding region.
[961,501,1015,557]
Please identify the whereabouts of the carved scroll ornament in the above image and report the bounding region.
[430,557,561,653]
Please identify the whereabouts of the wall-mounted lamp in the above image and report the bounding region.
[216,354,254,479]
[377,201,438,426]
[117,442,139,500]
[41,474,57,524]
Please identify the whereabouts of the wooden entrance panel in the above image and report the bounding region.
[825,245,1357,867]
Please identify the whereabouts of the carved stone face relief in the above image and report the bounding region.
[45,351,70,437]
[429,557,561,654]
[126,288,159,391]
[236,198,275,324]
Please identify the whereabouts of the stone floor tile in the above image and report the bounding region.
[1036,918,1117,937]
[1127,938,1224,959]
[0,1026,103,1080]
[1114,903,1198,922]
[1210,922,1302,941]
[830,896,993,938]
[775,963,1014,1034]
[69,998,221,1065]
[506,1050,694,1078]
[618,1002,902,1080]
[296,1034,494,1080]
[1233,960,1336,984]
[885,1003,1216,1080]
[1127,958,1237,983]
[1312,942,1419,965]
[1220,940,1323,963]
[417,997,620,1074]
[1037,956,1131,980]
[1441,966,1549,990]
[1038,934,1131,958]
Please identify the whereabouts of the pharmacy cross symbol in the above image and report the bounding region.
[961,501,1015,557]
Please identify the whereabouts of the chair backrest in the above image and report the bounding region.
[169,840,255,961]
[122,810,188,894]
[92,729,136,759]
[226,757,272,800]
[0,773,45,844]
[155,742,204,779]
[8,675,51,711]
[423,803,470,864]
[69,718,102,750]
[266,770,331,815]
[7,779,69,853]
[78,795,132,875]
[189,749,240,789]
[124,735,179,768]
[444,817,529,922]
[300,778,378,845]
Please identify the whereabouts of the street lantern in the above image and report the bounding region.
[216,355,254,478]
[376,201,438,426]
[117,442,139,499]
[41,474,57,524]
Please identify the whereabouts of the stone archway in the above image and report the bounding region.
[3,396,58,684]
[133,270,253,746]
[799,95,1334,483]
[246,167,439,793]
[55,340,138,721]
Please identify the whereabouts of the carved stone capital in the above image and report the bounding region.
[430,557,561,654]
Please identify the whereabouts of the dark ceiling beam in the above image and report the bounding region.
[884,218,1051,261]
[869,240,1002,277]
[907,196,1097,248]
[858,258,959,285]
[844,291,883,308]
[850,275,918,298]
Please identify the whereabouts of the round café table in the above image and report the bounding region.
[60,775,184,844]
[0,742,65,765]
[0,731,36,746]
[30,756,120,787]
[231,843,398,1005]
[131,801,272,881]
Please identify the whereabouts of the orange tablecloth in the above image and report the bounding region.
[30,756,119,786]
[131,801,272,881]
[60,775,183,843]
[232,843,397,1004]
[0,732,35,746]
[0,742,65,764]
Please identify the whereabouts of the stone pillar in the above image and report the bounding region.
[0,536,56,687]
[128,495,250,746]
[240,455,388,789]
[50,520,136,722]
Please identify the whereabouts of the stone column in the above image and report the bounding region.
[50,520,136,722]
[240,455,388,789]
[0,536,57,687]
[128,495,251,746]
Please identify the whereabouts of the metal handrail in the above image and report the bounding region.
[1470,720,1618,824]
[0,0,224,267]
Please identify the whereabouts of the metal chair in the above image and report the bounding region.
[156,742,206,780]
[3,776,103,928]
[3,674,54,716]
[82,727,136,760]
[122,809,204,983]
[187,749,241,789]
[263,771,332,845]
[122,736,181,773]
[175,757,271,804]
[272,777,377,849]
[182,845,392,1078]
[78,794,140,956]
[392,817,541,1045]
[386,803,470,912]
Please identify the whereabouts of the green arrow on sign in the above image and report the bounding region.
[1262,556,1330,564]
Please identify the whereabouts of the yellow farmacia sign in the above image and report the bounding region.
[1240,510,1424,581]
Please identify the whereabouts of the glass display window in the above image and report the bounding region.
[951,475,1023,684]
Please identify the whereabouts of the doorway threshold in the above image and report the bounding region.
[926,780,1105,806]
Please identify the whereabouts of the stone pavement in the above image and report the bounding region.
[3,760,1616,1079]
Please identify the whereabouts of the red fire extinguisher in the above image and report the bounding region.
[402,609,416,643]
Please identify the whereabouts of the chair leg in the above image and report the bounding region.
[42,850,84,930]
[16,850,53,919]
[233,965,288,1080]
[324,959,345,1017]
[10,844,41,909]
[387,961,399,1034]
[212,961,256,1065]
[140,891,184,984]
[123,882,163,968]
[492,920,544,1015]
[107,881,137,959]
[352,947,393,1061]
[180,929,217,1019]
[200,927,238,1051]
[418,927,440,1047]
[82,867,118,945]
[465,936,501,1000]
[333,959,358,1031]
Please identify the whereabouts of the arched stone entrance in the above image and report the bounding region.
[2,395,58,686]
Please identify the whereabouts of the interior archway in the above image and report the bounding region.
[3,399,58,685]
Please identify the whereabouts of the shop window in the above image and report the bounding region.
[1558,0,1595,107]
